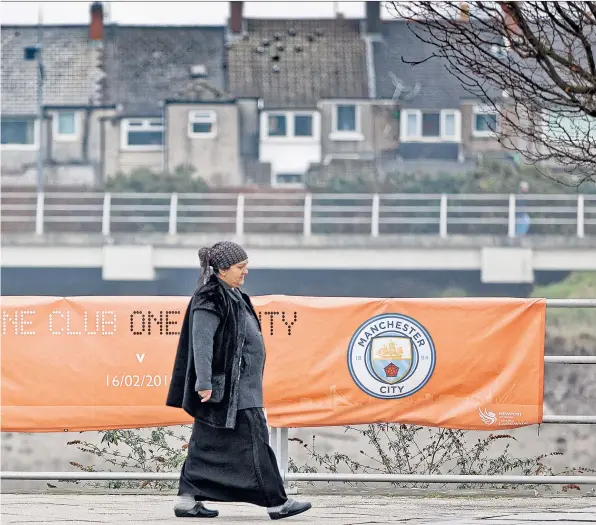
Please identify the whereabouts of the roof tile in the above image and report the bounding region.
[1,26,104,114]
[228,18,369,107]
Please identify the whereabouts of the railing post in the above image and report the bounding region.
[577,194,585,238]
[35,192,44,236]
[271,427,289,488]
[303,193,312,237]
[168,193,178,236]
[508,194,516,238]
[439,194,448,238]
[236,193,245,237]
[371,194,380,237]
[102,193,111,237]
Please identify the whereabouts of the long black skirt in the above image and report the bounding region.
[178,408,288,508]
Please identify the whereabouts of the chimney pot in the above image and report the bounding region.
[230,1,244,35]
[89,2,104,42]
[459,2,470,22]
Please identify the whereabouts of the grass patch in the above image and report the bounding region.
[532,272,596,346]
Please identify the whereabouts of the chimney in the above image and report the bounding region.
[365,1,381,36]
[89,2,104,42]
[230,1,244,35]
[500,2,521,37]
[458,2,470,22]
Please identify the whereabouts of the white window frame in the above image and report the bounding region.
[53,110,79,142]
[260,111,320,142]
[187,110,217,139]
[472,105,499,138]
[120,118,164,151]
[0,117,39,151]
[441,109,461,141]
[265,112,289,138]
[293,112,315,138]
[274,172,306,188]
[400,109,462,142]
[330,103,363,141]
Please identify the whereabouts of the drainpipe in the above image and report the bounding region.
[161,100,168,173]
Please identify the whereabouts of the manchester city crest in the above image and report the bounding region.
[347,314,436,399]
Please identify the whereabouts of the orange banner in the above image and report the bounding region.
[1,296,545,432]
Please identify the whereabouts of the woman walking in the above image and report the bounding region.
[166,241,312,520]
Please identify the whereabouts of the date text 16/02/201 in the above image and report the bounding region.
[106,374,172,388]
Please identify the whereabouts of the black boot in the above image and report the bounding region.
[268,499,312,520]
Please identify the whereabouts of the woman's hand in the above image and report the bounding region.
[199,390,212,403]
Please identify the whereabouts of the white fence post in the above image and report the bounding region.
[236,193,245,237]
[577,195,585,238]
[303,193,312,237]
[508,194,516,238]
[271,427,289,487]
[35,192,45,236]
[168,193,178,236]
[439,194,448,238]
[102,193,111,237]
[371,194,380,237]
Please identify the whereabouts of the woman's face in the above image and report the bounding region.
[219,259,249,288]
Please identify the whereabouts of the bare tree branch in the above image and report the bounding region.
[386,1,596,184]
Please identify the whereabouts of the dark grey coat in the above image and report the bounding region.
[165,274,262,429]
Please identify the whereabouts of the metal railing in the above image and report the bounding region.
[1,191,595,237]
[1,298,595,485]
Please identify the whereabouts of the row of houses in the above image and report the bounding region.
[1,1,518,188]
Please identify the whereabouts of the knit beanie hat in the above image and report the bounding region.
[198,241,248,284]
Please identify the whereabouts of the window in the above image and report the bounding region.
[188,111,217,138]
[422,113,440,137]
[276,173,304,185]
[406,112,419,138]
[261,111,319,140]
[400,109,461,142]
[294,115,313,137]
[267,114,287,137]
[473,106,498,137]
[330,103,363,141]
[121,118,163,149]
[441,110,459,140]
[334,104,357,132]
[1,117,37,148]
[55,111,77,140]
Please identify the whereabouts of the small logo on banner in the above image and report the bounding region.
[479,407,497,426]
[347,314,436,399]
[477,406,527,427]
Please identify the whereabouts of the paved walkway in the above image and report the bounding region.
[1,494,595,524]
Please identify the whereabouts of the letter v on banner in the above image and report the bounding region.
[0,295,546,432]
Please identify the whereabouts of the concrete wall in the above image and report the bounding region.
[0,267,541,298]
[1,108,118,186]
[259,110,322,180]
[237,99,259,159]
[460,102,504,155]
[367,100,510,160]
[166,103,242,186]
[1,117,46,175]
[102,118,163,178]
[319,100,397,156]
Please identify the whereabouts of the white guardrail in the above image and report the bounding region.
[0,192,595,237]
[1,299,595,485]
